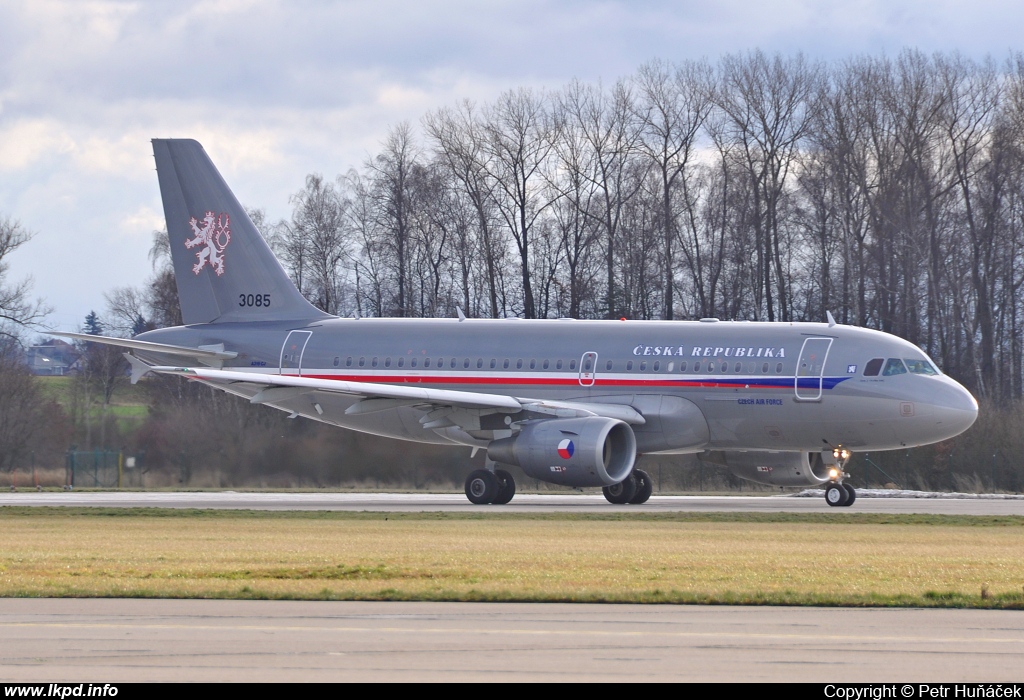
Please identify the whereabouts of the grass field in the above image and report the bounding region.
[1,508,1022,607]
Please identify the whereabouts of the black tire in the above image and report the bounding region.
[603,473,637,504]
[492,469,516,505]
[841,483,856,507]
[465,469,499,504]
[825,482,847,507]
[629,469,653,504]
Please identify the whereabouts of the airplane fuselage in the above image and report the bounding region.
[137,317,979,456]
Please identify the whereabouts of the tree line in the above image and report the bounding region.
[4,49,1024,491]
[258,49,1024,404]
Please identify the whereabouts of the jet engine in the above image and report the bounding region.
[699,450,832,487]
[487,417,636,487]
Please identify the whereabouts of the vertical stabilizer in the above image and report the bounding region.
[152,139,329,325]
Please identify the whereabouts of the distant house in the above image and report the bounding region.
[25,339,80,376]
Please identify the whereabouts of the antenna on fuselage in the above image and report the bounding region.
[457,307,467,322]
[826,310,837,328]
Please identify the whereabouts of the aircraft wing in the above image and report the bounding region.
[146,365,645,426]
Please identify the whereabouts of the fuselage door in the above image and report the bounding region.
[579,351,598,387]
[795,337,833,401]
[280,330,312,376]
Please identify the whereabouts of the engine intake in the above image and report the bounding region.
[487,417,637,487]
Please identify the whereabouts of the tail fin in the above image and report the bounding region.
[152,139,329,325]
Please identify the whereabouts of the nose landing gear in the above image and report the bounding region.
[824,447,857,507]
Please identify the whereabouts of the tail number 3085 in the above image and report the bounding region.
[239,294,271,307]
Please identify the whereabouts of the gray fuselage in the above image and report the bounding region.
[136,316,979,456]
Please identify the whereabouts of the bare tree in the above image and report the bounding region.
[482,88,559,318]
[0,217,50,336]
[713,51,820,321]
[635,59,714,319]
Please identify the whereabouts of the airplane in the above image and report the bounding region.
[55,139,979,507]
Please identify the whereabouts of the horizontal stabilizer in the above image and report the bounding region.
[48,331,237,365]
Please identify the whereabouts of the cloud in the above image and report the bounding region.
[2,0,1024,328]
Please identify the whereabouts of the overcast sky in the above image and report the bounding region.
[1,0,1022,332]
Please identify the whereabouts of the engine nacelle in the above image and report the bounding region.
[700,450,831,487]
[487,417,637,487]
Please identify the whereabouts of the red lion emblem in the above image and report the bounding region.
[185,211,231,276]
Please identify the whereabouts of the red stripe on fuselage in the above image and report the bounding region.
[279,373,791,390]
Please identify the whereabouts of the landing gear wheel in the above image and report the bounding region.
[841,483,856,507]
[465,469,499,504]
[492,469,516,505]
[629,469,653,504]
[825,482,848,507]
[603,473,637,504]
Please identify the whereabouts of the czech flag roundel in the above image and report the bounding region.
[557,439,574,459]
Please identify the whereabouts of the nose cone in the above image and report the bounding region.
[929,377,979,440]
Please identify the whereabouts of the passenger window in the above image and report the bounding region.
[490,359,496,369]
[411,358,417,368]
[333,356,340,367]
[346,357,353,367]
[640,361,647,371]
[371,357,378,368]
[503,359,510,369]
[693,361,701,372]
[706,362,714,374]
[680,361,687,372]
[883,358,907,376]
[397,357,404,368]
[437,358,444,368]
[904,359,938,375]
[626,361,633,371]
[570,359,577,370]
[775,362,783,373]
[544,359,551,370]
[424,358,431,368]
[761,362,768,373]
[734,362,741,372]
[451,358,457,369]
[556,359,563,370]
[516,359,523,369]
[667,362,674,372]
[477,359,483,369]
[358,357,365,367]
[530,359,536,369]
[385,357,391,368]
[653,361,660,372]
[864,358,884,376]
[605,360,612,371]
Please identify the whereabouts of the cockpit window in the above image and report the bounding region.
[882,358,907,376]
[864,358,883,376]
[904,359,938,375]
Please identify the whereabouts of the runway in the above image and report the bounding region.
[1,599,1022,682]
[1,490,1022,515]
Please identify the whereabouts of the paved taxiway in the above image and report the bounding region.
[1,491,1022,515]
[1,599,1022,682]
[3,493,1020,682]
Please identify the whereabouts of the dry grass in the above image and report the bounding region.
[1,509,1022,607]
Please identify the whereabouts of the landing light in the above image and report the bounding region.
[832,448,850,460]
[828,468,840,479]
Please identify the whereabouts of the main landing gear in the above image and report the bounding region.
[824,447,857,507]
[602,469,653,505]
[465,468,516,505]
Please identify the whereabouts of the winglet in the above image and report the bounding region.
[124,353,153,385]
[826,310,837,327]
